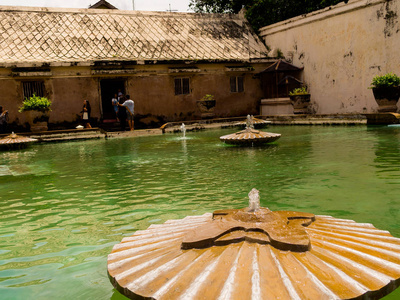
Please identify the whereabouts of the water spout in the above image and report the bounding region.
[248,188,260,212]
[180,123,186,139]
[246,115,254,130]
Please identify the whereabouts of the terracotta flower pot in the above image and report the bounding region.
[289,94,311,114]
[196,99,216,119]
[24,110,49,132]
[372,87,400,112]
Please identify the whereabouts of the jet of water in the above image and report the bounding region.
[246,115,254,130]
[180,123,186,139]
[248,188,260,212]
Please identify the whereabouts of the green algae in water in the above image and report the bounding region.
[0,126,400,299]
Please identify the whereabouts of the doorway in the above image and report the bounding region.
[100,79,125,120]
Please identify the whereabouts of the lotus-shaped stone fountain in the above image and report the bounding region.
[220,115,281,145]
[108,188,400,300]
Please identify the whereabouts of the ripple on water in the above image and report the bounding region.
[1,127,400,299]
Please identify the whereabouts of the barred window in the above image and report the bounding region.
[23,81,45,99]
[174,78,190,95]
[230,76,244,93]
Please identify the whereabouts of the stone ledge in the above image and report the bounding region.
[261,98,292,105]
[262,114,366,125]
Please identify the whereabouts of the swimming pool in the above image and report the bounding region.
[0,126,399,299]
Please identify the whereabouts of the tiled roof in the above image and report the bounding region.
[89,0,118,10]
[0,6,269,66]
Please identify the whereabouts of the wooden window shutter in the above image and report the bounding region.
[182,78,190,94]
[237,76,244,92]
[230,77,237,92]
[174,78,182,95]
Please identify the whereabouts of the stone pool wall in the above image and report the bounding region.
[259,0,400,115]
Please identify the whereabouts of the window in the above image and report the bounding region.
[230,76,244,93]
[174,78,190,95]
[23,81,45,99]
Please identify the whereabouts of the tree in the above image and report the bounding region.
[189,0,347,31]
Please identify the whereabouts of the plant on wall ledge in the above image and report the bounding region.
[370,73,400,113]
[370,73,400,88]
[289,86,309,96]
[197,94,216,118]
[289,86,311,114]
[200,94,215,101]
[19,94,52,132]
[19,94,52,112]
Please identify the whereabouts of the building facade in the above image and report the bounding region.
[0,6,272,129]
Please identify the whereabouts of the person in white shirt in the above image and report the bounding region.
[119,95,134,131]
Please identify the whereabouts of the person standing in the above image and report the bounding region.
[111,93,119,122]
[119,95,134,131]
[117,95,127,131]
[0,106,9,133]
[82,100,92,128]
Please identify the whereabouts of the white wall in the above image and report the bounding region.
[259,0,400,114]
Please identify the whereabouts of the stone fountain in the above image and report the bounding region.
[0,132,37,150]
[220,115,281,145]
[108,188,400,300]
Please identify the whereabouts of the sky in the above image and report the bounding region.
[0,0,193,12]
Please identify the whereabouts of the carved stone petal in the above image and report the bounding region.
[215,230,271,245]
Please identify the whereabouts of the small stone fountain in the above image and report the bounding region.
[0,132,37,150]
[220,115,281,145]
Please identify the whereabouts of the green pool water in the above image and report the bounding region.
[0,126,400,299]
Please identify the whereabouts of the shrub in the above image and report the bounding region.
[19,94,52,112]
[289,87,308,96]
[371,73,400,88]
[200,94,215,101]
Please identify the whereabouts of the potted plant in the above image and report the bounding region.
[19,94,52,132]
[196,94,216,118]
[370,73,400,112]
[289,86,311,114]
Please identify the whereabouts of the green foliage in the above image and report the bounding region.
[289,86,308,96]
[19,94,52,112]
[370,73,400,88]
[276,48,284,59]
[200,94,215,101]
[189,0,346,31]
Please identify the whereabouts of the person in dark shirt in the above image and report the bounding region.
[117,95,127,131]
[82,100,92,128]
[0,106,9,133]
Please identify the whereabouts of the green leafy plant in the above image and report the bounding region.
[19,94,52,112]
[200,94,215,101]
[370,73,400,88]
[276,48,284,59]
[289,87,309,96]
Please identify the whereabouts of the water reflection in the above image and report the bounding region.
[0,127,400,299]
[370,126,400,184]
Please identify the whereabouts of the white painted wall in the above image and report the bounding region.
[259,0,400,114]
